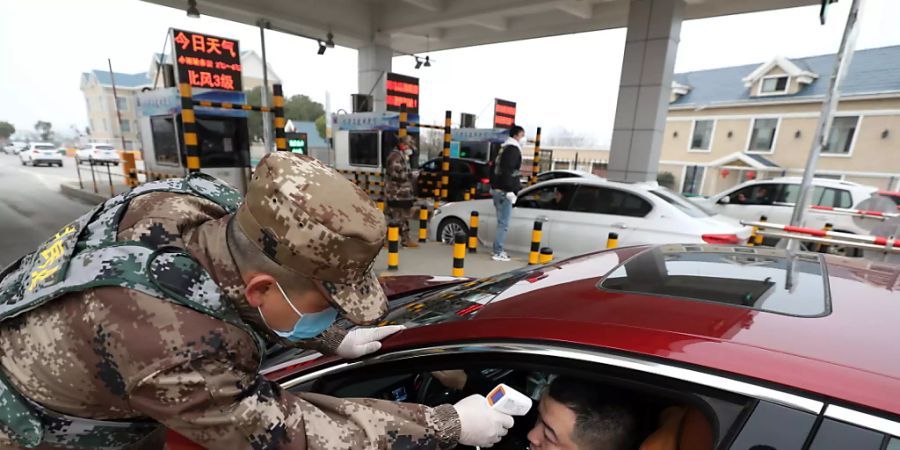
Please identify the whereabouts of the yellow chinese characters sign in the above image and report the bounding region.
[28,225,77,291]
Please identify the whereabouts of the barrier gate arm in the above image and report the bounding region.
[809,205,900,221]
[741,220,900,254]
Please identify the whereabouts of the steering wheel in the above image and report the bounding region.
[415,372,464,407]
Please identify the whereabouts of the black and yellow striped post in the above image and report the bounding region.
[607,232,619,249]
[817,222,834,253]
[754,215,768,246]
[418,206,428,243]
[273,84,287,151]
[376,197,385,211]
[121,152,138,187]
[464,190,471,201]
[528,220,543,265]
[179,82,200,174]
[387,223,400,271]
[531,127,542,185]
[452,232,466,277]
[539,247,553,264]
[468,211,479,253]
[399,104,408,139]
[441,110,452,202]
[433,188,440,211]
[470,187,476,199]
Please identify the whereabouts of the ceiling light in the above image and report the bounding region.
[325,32,335,48]
[424,56,431,67]
[186,0,200,18]
[317,40,327,55]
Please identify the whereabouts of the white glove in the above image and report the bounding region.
[335,325,405,359]
[454,394,515,447]
[505,192,517,204]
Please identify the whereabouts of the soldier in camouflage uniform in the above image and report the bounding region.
[384,136,418,248]
[0,153,515,449]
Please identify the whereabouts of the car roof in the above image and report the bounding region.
[765,176,876,190]
[385,245,900,415]
[527,176,656,193]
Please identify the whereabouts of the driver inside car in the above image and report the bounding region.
[432,372,638,450]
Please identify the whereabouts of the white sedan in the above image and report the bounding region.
[429,178,751,258]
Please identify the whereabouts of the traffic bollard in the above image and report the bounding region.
[122,152,138,188]
[817,222,834,253]
[754,215,767,246]
[433,187,441,211]
[468,211,479,253]
[606,232,619,249]
[470,187,476,199]
[376,197,385,212]
[539,247,553,264]
[529,221,543,265]
[452,232,466,277]
[387,223,400,271]
[419,206,428,243]
[464,191,471,201]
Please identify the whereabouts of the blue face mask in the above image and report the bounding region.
[260,282,339,341]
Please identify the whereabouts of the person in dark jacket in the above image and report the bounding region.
[489,125,526,261]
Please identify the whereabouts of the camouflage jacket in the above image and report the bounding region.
[384,149,415,202]
[0,192,460,449]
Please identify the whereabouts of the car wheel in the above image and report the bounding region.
[437,218,468,245]
[20,159,25,166]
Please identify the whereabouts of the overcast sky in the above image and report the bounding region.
[1,0,899,144]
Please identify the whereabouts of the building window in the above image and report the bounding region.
[690,120,714,151]
[116,97,128,111]
[748,118,778,153]
[823,116,858,154]
[682,166,705,195]
[760,76,789,94]
[120,120,131,132]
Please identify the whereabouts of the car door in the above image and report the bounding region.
[504,184,576,254]
[547,185,653,256]
[714,183,779,223]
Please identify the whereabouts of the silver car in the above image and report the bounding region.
[429,177,749,259]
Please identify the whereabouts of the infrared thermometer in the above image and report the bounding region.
[486,383,533,416]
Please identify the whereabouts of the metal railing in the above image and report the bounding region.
[75,157,126,198]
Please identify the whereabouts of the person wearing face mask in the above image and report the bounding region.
[489,125,526,262]
[0,152,514,449]
[384,135,419,248]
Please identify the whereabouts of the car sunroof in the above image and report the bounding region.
[598,245,829,317]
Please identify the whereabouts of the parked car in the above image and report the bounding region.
[75,143,120,165]
[18,142,63,167]
[246,244,900,450]
[415,157,492,202]
[4,141,27,155]
[534,169,602,184]
[429,177,748,257]
[1,143,16,154]
[878,190,900,211]
[693,177,880,236]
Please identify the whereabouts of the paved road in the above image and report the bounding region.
[0,154,95,266]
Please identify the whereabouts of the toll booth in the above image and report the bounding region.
[135,87,251,192]
[333,111,421,172]
[450,128,508,164]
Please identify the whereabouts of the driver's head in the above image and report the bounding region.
[527,377,637,450]
[229,152,388,337]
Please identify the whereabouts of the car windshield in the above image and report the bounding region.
[650,187,713,218]
[35,145,55,150]
[95,146,115,151]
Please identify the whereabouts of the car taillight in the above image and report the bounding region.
[480,178,490,184]
[702,234,741,244]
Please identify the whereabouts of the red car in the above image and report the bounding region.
[190,245,900,449]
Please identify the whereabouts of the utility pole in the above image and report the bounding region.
[108,58,128,151]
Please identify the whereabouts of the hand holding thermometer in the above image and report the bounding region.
[486,383,533,416]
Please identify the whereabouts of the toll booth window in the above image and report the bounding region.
[349,131,379,167]
[459,141,489,161]
[195,116,249,168]
[151,116,180,166]
[599,248,829,317]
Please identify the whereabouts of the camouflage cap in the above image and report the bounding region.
[235,152,387,325]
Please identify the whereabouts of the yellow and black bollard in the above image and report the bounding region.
[273,84,287,151]
[606,232,619,249]
[754,215,767,246]
[376,197,385,212]
[419,206,429,243]
[470,187,476,199]
[539,247,554,264]
[387,223,400,271]
[468,211,479,253]
[531,127,542,185]
[452,232,466,277]
[121,152,139,188]
[464,190,471,201]
[441,110,452,202]
[433,187,441,211]
[817,222,834,253]
[179,82,200,174]
[528,221,543,265]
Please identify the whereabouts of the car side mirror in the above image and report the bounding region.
[718,195,731,205]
